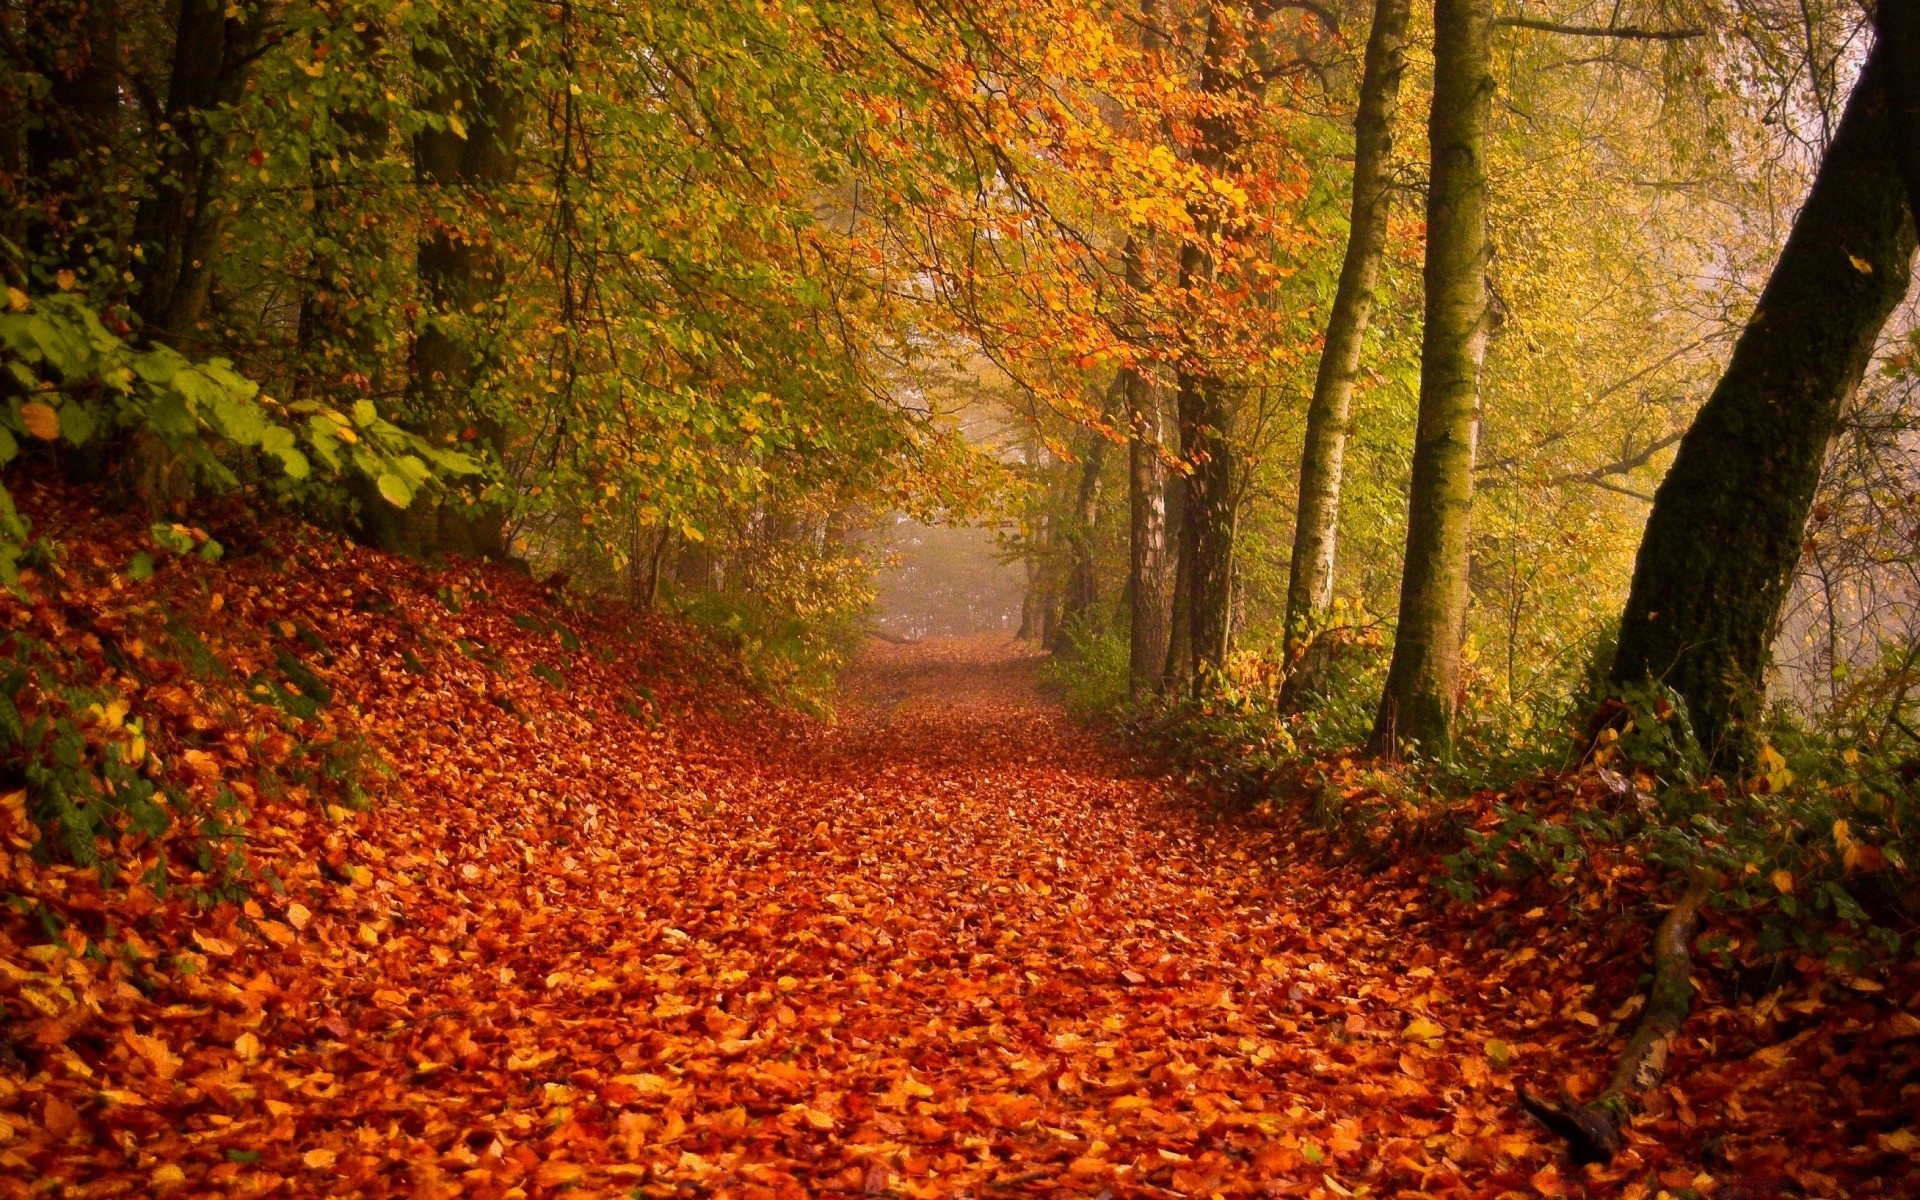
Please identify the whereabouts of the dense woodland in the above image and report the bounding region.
[3,0,1920,1192]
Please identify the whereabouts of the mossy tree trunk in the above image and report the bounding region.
[1608,45,1916,763]
[1127,362,1172,696]
[1283,0,1411,654]
[1370,0,1493,756]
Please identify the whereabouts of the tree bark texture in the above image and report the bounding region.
[131,0,269,344]
[1127,365,1172,696]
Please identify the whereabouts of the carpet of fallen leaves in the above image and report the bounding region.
[1,483,1917,1199]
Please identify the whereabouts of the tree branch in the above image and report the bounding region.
[1494,16,1705,40]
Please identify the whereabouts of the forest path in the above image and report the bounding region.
[647,635,1531,1197]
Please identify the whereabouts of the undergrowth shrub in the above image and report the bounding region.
[1038,614,1128,716]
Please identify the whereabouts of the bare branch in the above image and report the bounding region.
[1494,15,1705,41]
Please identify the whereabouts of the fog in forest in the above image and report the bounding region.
[870,519,1025,641]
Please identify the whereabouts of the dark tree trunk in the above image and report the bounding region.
[131,0,268,345]
[1283,0,1411,652]
[1881,0,1920,219]
[1162,470,1192,689]
[1056,375,1124,648]
[1608,46,1916,762]
[1370,0,1493,757]
[17,0,122,278]
[366,23,525,559]
[1180,365,1238,676]
[1171,5,1248,686]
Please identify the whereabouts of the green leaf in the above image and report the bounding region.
[352,399,378,428]
[210,394,267,446]
[126,553,155,582]
[58,401,95,446]
[376,471,414,507]
[0,426,16,465]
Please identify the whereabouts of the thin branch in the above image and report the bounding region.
[1494,15,1705,40]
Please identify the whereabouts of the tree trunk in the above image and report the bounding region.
[131,0,268,345]
[1163,471,1193,689]
[17,0,122,278]
[1370,0,1493,757]
[1181,365,1238,677]
[367,23,525,559]
[1608,46,1915,763]
[1173,5,1246,686]
[1283,0,1411,652]
[1056,376,1124,646]
[1127,365,1172,696]
[1879,0,1920,219]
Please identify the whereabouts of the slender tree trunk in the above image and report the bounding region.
[1163,470,1192,688]
[1283,0,1411,651]
[1608,46,1915,763]
[1127,364,1172,696]
[1370,0,1493,757]
[131,0,267,345]
[367,23,525,559]
[1056,376,1124,646]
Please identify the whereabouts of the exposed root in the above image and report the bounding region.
[1519,869,1712,1163]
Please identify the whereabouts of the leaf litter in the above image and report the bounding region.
[0,482,1916,1198]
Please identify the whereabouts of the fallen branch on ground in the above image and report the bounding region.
[1518,869,1713,1163]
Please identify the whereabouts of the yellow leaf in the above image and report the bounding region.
[5,287,27,311]
[21,402,61,441]
[1883,1128,1919,1154]
[302,1147,337,1169]
[1769,869,1794,895]
[1401,1017,1444,1041]
[1484,1038,1513,1067]
[151,1164,186,1186]
[285,903,312,930]
[1849,253,1873,274]
[799,1106,836,1130]
[234,1031,260,1061]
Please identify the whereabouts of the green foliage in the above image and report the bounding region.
[0,289,480,583]
[1039,616,1130,717]
[674,536,879,717]
[0,635,175,872]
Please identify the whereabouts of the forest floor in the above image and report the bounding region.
[1,485,1916,1199]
